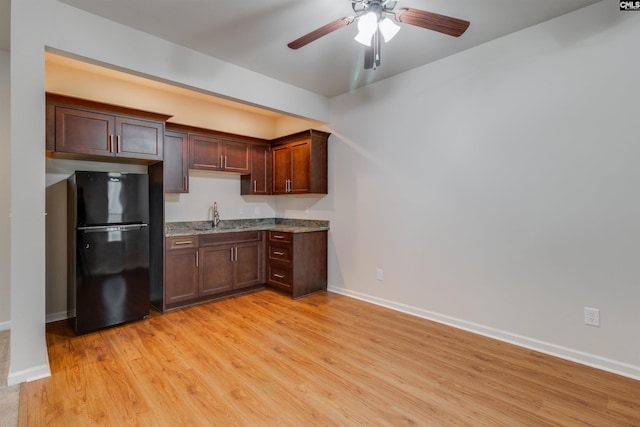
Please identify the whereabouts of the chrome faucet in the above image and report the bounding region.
[212,202,220,229]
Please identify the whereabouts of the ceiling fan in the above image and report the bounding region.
[287,0,470,70]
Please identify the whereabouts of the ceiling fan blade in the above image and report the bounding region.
[396,8,470,37]
[287,17,355,50]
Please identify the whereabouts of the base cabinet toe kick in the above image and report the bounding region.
[155,229,327,311]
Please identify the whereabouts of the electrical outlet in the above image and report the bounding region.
[376,268,384,281]
[584,307,600,327]
[239,207,245,216]
[254,207,261,216]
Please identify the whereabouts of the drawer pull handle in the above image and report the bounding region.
[273,235,285,239]
[273,251,284,256]
[273,274,285,279]
[174,241,193,245]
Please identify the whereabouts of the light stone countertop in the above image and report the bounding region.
[165,218,329,237]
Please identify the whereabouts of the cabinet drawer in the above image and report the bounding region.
[268,244,292,263]
[268,264,292,289]
[166,236,199,250]
[268,231,292,244]
[200,231,262,246]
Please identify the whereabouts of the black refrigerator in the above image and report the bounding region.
[68,171,150,334]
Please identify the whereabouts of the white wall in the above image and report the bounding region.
[0,50,10,330]
[9,0,49,384]
[325,1,640,378]
[164,172,276,223]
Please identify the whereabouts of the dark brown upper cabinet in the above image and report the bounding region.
[271,130,329,195]
[163,130,189,193]
[240,143,271,195]
[188,132,250,174]
[46,93,169,162]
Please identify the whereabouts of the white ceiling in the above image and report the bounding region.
[3,0,601,97]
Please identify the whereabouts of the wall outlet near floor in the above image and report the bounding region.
[584,307,600,327]
[376,268,384,281]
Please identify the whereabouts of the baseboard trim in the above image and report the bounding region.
[0,321,10,331]
[7,363,51,386]
[46,311,68,324]
[327,285,640,381]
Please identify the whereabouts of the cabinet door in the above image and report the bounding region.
[189,133,222,170]
[55,107,114,156]
[272,145,291,194]
[165,248,199,304]
[199,245,234,296]
[164,131,189,193]
[221,140,250,174]
[252,144,270,195]
[115,117,163,161]
[290,140,311,193]
[234,241,263,289]
[240,144,270,195]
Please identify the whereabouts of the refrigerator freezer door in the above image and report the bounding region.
[75,171,149,226]
[73,225,150,333]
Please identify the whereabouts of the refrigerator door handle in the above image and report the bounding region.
[78,224,149,232]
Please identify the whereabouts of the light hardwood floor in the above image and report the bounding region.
[19,290,640,426]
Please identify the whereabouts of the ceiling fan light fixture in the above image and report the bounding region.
[354,11,377,46]
[379,17,400,42]
[287,1,470,71]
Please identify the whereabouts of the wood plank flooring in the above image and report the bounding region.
[19,290,640,426]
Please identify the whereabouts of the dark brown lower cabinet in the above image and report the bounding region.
[266,230,328,299]
[162,232,264,311]
[161,229,326,311]
[164,236,199,306]
[199,238,263,296]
